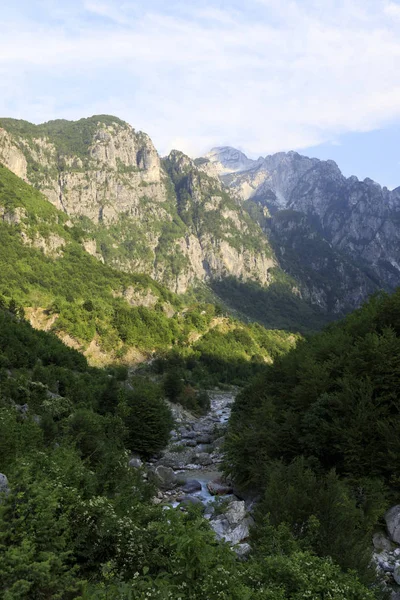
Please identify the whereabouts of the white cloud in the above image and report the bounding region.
[0,0,400,157]
[384,1,400,18]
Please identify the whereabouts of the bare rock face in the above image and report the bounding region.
[0,473,10,498]
[0,119,168,222]
[0,117,275,294]
[150,465,178,490]
[162,150,275,292]
[386,506,400,544]
[0,129,27,179]
[204,146,400,311]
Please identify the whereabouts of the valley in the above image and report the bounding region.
[0,114,400,599]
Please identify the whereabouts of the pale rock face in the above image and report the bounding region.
[206,146,262,175]
[1,121,167,223]
[177,235,207,281]
[19,231,65,257]
[30,233,65,257]
[115,286,159,308]
[82,239,105,263]
[0,119,277,294]
[0,206,27,225]
[221,208,243,230]
[0,129,28,179]
[213,240,273,285]
[196,159,224,182]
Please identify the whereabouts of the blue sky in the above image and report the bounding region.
[1,0,400,188]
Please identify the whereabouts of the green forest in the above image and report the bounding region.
[0,163,292,377]
[0,296,381,599]
[225,289,400,592]
[0,145,398,599]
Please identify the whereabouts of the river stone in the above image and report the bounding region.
[213,436,225,449]
[152,466,177,490]
[196,444,212,453]
[234,543,251,558]
[0,473,10,497]
[196,435,212,444]
[393,564,400,585]
[225,520,251,545]
[181,496,204,508]
[385,506,400,543]
[192,422,209,432]
[373,531,393,552]
[194,453,213,466]
[207,480,233,495]
[225,501,246,526]
[184,440,197,447]
[128,455,143,469]
[182,479,202,494]
[204,504,215,519]
[211,517,230,539]
[182,431,197,440]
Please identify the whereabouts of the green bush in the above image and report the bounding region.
[122,379,173,457]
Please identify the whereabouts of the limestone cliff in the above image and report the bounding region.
[0,117,274,294]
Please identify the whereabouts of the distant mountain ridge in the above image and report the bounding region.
[203,145,400,302]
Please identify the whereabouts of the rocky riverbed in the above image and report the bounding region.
[143,390,253,557]
[372,506,400,599]
[128,391,400,594]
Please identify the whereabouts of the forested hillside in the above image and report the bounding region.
[0,305,378,599]
[225,289,400,589]
[0,162,295,380]
[0,150,384,598]
[1,116,399,599]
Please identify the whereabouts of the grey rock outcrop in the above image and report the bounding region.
[128,455,143,469]
[0,473,10,497]
[204,146,400,312]
[150,465,177,490]
[386,506,400,544]
[0,118,275,294]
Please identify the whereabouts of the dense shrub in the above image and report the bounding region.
[122,379,173,457]
[224,290,400,584]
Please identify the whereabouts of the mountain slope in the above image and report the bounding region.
[204,146,400,312]
[2,115,397,326]
[0,117,276,294]
[0,161,296,371]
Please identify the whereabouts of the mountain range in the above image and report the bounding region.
[1,114,399,328]
[1,115,400,599]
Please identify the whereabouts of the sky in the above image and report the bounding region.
[1,0,400,188]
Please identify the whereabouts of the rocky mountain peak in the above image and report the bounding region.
[3,114,400,318]
[205,146,259,174]
[166,149,194,172]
